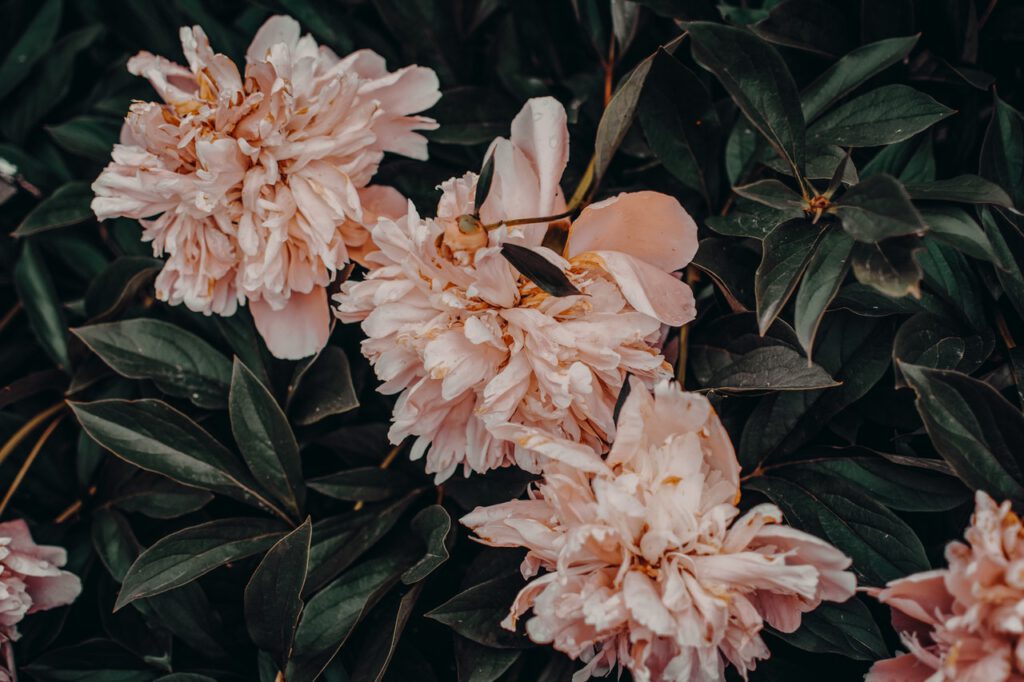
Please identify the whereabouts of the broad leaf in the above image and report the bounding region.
[808,84,953,147]
[745,469,929,585]
[687,21,805,173]
[894,313,991,377]
[794,226,855,357]
[288,549,414,682]
[287,346,359,426]
[733,179,804,210]
[402,505,455,584]
[755,218,824,333]
[751,0,851,58]
[308,467,412,503]
[0,0,62,100]
[850,238,924,298]
[980,94,1024,206]
[801,35,919,121]
[904,175,1017,210]
[900,363,1024,501]
[13,181,93,236]
[73,319,232,409]
[769,598,888,660]
[920,206,996,262]
[835,174,926,242]
[230,359,305,520]
[245,518,312,669]
[426,573,530,649]
[14,240,69,369]
[46,116,120,161]
[116,517,286,610]
[71,399,285,516]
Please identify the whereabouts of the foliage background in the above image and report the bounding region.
[1,0,1023,680]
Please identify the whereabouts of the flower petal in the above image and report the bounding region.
[566,191,698,273]
[250,287,331,360]
[588,251,696,326]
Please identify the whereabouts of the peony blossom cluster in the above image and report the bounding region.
[0,521,81,680]
[335,97,698,482]
[92,15,440,359]
[868,491,1024,681]
[462,379,856,682]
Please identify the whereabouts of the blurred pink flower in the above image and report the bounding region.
[0,520,81,679]
[334,97,698,482]
[462,379,856,682]
[868,491,1024,682]
[92,15,439,359]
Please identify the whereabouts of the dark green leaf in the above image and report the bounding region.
[739,314,894,467]
[690,344,837,392]
[981,94,1024,206]
[70,399,284,515]
[350,583,425,682]
[745,469,929,584]
[288,549,413,682]
[593,34,684,181]
[706,199,801,240]
[900,363,1024,501]
[21,639,159,682]
[116,517,286,610]
[13,181,93,236]
[801,35,919,121]
[230,358,305,520]
[403,505,455,584]
[455,637,521,682]
[639,49,720,202]
[894,313,991,376]
[91,508,140,583]
[850,238,924,298]
[288,346,359,426]
[733,179,804,210]
[809,85,953,147]
[245,518,312,669]
[308,467,412,503]
[691,237,758,311]
[14,240,69,368]
[980,208,1024,318]
[46,116,120,161]
[862,134,937,183]
[686,21,805,173]
[112,477,214,520]
[769,598,887,660]
[84,256,162,320]
[474,154,495,214]
[751,0,851,57]
[794,226,855,357]
[501,243,582,297]
[786,451,969,512]
[920,206,996,262]
[0,0,62,100]
[904,175,1017,210]
[426,573,529,649]
[755,218,824,333]
[835,174,926,242]
[73,319,232,409]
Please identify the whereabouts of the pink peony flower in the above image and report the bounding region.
[334,97,698,481]
[462,379,857,682]
[868,491,1024,682]
[91,15,440,359]
[0,520,81,679]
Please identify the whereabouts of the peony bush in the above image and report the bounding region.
[0,1,1022,681]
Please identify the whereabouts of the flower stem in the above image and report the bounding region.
[0,413,65,516]
[0,402,65,466]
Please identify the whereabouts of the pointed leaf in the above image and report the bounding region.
[809,84,953,147]
[73,319,232,409]
[13,181,93,236]
[245,518,312,669]
[835,174,926,242]
[733,179,804,210]
[755,218,824,333]
[14,240,69,369]
[900,363,1024,501]
[230,359,305,519]
[794,226,855,356]
[686,21,805,173]
[501,244,581,297]
[402,505,455,584]
[116,518,286,610]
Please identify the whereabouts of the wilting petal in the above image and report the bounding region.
[250,287,331,360]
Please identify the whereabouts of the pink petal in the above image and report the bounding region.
[587,251,696,326]
[509,97,569,221]
[865,653,936,682]
[566,191,698,273]
[245,15,302,63]
[250,287,331,360]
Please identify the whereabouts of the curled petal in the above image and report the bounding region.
[250,287,331,360]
